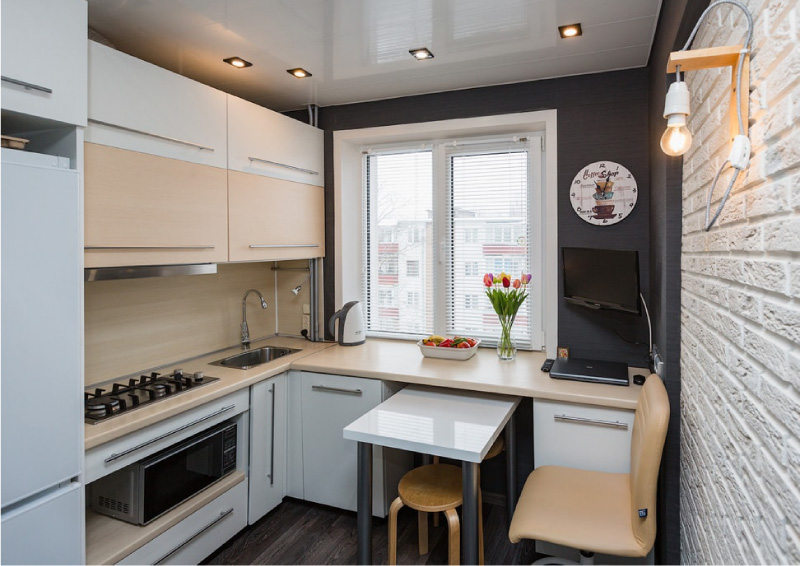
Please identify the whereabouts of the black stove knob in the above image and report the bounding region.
[173,368,184,378]
[193,371,204,383]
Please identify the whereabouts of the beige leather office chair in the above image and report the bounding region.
[508,374,670,564]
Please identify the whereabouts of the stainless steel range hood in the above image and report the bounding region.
[84,263,217,281]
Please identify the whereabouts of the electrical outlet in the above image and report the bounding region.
[301,314,310,333]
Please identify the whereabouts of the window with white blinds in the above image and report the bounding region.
[362,136,543,349]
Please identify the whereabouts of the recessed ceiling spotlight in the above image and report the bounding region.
[558,23,582,38]
[287,68,312,78]
[409,47,434,60]
[223,56,252,68]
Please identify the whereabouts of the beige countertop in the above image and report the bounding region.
[85,337,643,450]
[293,339,642,410]
[84,336,334,450]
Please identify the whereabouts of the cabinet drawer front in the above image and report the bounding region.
[118,480,248,565]
[84,143,228,268]
[533,399,634,473]
[87,41,227,168]
[228,171,325,262]
[227,95,324,186]
[1,0,87,126]
[300,373,384,514]
[85,389,249,484]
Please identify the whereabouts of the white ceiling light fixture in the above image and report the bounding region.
[558,23,582,38]
[409,47,434,60]
[287,68,312,78]
[223,56,252,68]
[663,0,753,231]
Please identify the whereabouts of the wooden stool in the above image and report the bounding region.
[388,463,463,565]
[388,436,504,565]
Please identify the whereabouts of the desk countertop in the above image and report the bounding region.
[85,338,642,450]
[293,339,642,410]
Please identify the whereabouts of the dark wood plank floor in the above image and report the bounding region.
[203,497,540,565]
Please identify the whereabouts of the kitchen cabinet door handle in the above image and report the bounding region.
[268,382,276,486]
[153,508,234,564]
[553,414,629,430]
[104,405,236,463]
[88,119,215,151]
[248,156,319,176]
[1,75,52,94]
[248,244,320,249]
[85,245,215,250]
[311,385,363,396]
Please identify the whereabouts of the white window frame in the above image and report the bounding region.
[333,111,558,356]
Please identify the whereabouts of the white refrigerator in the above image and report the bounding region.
[1,148,84,564]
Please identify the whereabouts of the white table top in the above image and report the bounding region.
[343,384,521,463]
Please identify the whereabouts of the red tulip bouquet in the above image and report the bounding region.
[483,272,531,360]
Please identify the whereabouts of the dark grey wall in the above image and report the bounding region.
[288,61,675,561]
[647,0,710,564]
[289,68,652,367]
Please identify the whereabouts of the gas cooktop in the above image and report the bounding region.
[84,369,219,424]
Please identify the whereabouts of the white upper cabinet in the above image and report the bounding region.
[86,41,227,169]
[227,95,324,186]
[1,0,87,126]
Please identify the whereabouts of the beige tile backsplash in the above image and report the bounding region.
[84,262,281,386]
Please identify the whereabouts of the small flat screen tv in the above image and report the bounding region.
[562,247,641,315]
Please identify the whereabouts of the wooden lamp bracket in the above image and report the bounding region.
[667,45,750,140]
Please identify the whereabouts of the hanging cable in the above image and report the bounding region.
[679,0,754,231]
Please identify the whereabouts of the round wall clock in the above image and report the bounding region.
[569,161,638,226]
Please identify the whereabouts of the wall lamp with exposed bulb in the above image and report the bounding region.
[663,0,753,230]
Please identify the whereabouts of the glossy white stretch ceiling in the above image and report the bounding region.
[87,0,662,113]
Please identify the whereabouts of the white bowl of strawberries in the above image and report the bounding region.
[417,335,480,360]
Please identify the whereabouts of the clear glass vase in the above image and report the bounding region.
[497,315,517,360]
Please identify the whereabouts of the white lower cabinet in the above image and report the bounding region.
[117,480,248,565]
[299,372,411,516]
[533,399,634,473]
[248,373,287,524]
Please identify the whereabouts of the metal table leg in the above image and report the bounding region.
[505,411,517,525]
[462,461,480,565]
[357,442,373,565]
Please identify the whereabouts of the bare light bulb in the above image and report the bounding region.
[660,123,693,156]
[661,79,692,156]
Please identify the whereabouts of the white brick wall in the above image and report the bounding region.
[680,0,800,563]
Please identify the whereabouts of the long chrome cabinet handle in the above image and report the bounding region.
[553,414,629,430]
[248,156,319,176]
[268,382,275,486]
[249,244,319,249]
[1,76,52,93]
[311,384,363,396]
[88,118,215,152]
[154,508,234,564]
[104,405,236,463]
[85,245,215,250]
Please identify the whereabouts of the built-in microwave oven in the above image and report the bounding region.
[89,420,237,525]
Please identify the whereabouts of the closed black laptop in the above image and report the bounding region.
[550,357,629,386]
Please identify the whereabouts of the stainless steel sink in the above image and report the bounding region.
[210,346,301,369]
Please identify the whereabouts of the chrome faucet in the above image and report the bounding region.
[241,289,268,349]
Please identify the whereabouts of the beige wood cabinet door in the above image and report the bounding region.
[228,170,324,262]
[84,143,228,268]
